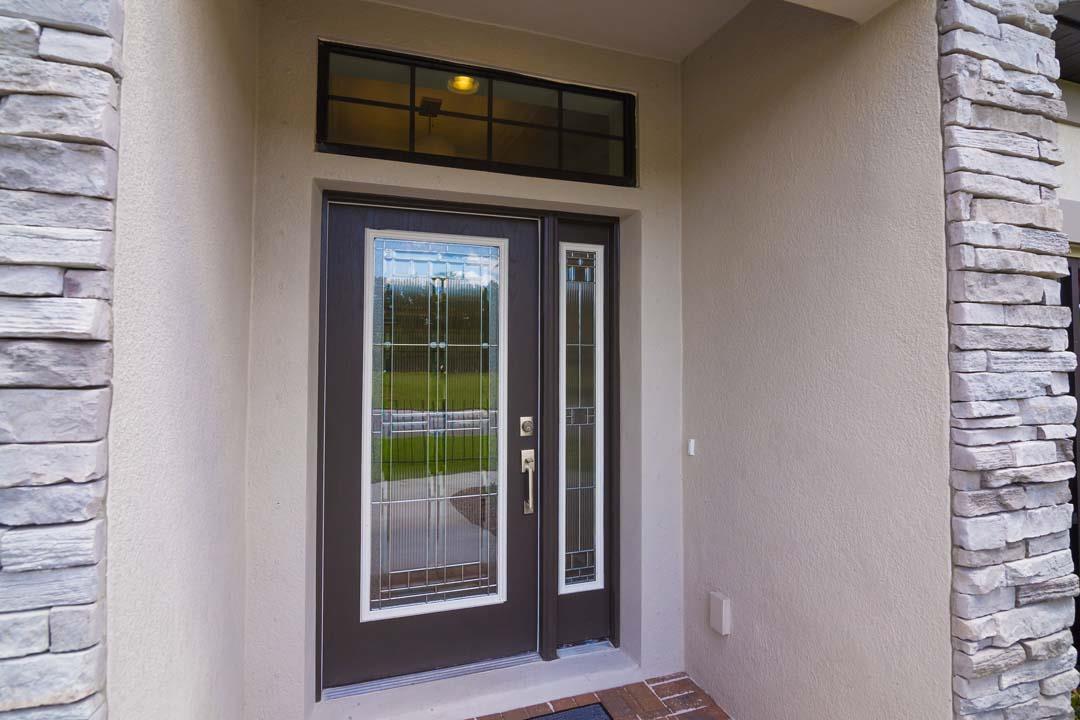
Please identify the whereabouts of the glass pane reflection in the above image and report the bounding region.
[369,237,502,611]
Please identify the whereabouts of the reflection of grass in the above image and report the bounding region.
[380,370,493,411]
[378,433,493,481]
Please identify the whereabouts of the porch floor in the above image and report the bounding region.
[469,673,730,720]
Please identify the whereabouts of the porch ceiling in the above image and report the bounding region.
[364,0,753,60]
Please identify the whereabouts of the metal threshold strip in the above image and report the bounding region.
[323,651,542,699]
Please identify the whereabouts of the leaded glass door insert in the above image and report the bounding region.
[360,229,508,620]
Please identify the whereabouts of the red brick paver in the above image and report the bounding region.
[465,674,729,720]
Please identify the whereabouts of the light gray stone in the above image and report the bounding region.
[945,127,1041,158]
[0,519,104,572]
[0,643,104,711]
[999,0,1057,35]
[968,198,1063,230]
[49,602,103,652]
[1018,395,1077,424]
[0,442,106,488]
[954,680,1039,713]
[949,271,1048,304]
[0,298,111,340]
[1016,574,1080,605]
[951,372,1054,401]
[0,0,124,36]
[956,564,1008,593]
[1028,531,1070,555]
[950,245,1068,277]
[1011,439,1071,466]
[954,415,1022,428]
[942,72,1067,118]
[954,644,1028,678]
[0,267,63,297]
[953,350,989,371]
[954,505,1073,550]
[1002,306,1072,327]
[0,564,102,613]
[0,481,105,526]
[1004,550,1073,586]
[953,598,1074,647]
[0,226,112,270]
[947,171,1042,203]
[0,135,117,199]
[954,468,987,489]
[0,17,38,57]
[0,694,105,719]
[63,271,110,301]
[953,426,1035,446]
[952,443,1014,471]
[39,28,121,75]
[939,0,1002,34]
[0,388,111,443]
[1002,692,1072,718]
[1035,424,1075,439]
[948,221,1069,254]
[0,190,113,231]
[984,461,1076,487]
[952,303,1007,325]
[954,399,1022,418]
[0,56,115,107]
[1023,481,1071,508]
[0,340,111,387]
[0,611,47,659]
[1000,647,1078,687]
[954,486,1027,515]
[945,99,1059,140]
[987,351,1076,371]
[1040,669,1079,695]
[955,586,1017,618]
[956,542,1028,567]
[942,28,1042,74]
[1022,629,1072,659]
[952,325,1067,351]
[0,95,120,148]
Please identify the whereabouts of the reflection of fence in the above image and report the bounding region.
[372,409,497,435]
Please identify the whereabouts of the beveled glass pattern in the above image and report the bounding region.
[369,237,502,611]
[564,249,600,587]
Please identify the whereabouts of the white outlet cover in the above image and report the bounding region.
[709,591,731,635]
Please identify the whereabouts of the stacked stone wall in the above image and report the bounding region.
[940,0,1080,716]
[0,1,121,717]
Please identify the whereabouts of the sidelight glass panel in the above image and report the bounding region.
[560,245,604,592]
[365,233,505,618]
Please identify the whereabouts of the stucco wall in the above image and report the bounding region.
[680,0,952,717]
[247,1,684,717]
[110,0,258,717]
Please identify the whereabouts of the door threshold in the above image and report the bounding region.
[323,651,542,699]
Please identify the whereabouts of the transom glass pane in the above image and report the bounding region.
[561,246,603,591]
[368,236,503,613]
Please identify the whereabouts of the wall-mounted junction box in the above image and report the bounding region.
[709,591,732,636]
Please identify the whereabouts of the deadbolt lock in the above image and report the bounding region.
[519,416,535,436]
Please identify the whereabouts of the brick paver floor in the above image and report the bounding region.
[468,672,730,720]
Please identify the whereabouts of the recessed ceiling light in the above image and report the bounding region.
[447,75,480,95]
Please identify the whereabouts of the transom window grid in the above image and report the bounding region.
[317,42,637,187]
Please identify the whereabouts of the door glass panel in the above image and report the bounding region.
[366,234,504,617]
[560,246,604,592]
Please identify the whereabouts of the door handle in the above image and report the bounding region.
[521,449,536,515]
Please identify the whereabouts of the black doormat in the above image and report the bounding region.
[536,704,612,720]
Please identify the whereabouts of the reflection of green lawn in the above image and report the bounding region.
[380,370,493,410]
[378,434,493,481]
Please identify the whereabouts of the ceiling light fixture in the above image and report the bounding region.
[447,75,480,94]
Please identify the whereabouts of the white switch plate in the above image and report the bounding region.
[687,439,696,456]
[709,591,731,635]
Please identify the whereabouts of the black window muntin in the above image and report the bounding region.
[316,42,637,187]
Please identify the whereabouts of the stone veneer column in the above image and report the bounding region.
[0,1,121,717]
[940,0,1080,717]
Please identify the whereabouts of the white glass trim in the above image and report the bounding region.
[558,242,604,595]
[359,228,510,622]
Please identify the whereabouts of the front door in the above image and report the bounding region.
[320,201,540,687]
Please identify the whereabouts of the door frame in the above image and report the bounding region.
[316,192,621,697]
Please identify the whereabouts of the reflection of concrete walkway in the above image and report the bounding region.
[373,473,497,571]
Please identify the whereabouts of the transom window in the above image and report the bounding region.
[316,43,637,187]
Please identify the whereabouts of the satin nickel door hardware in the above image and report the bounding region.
[519,416,535,436]
[521,448,536,515]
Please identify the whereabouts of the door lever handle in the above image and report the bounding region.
[521,449,536,515]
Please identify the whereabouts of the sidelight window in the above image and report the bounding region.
[317,43,637,186]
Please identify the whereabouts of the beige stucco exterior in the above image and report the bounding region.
[680,0,952,717]
[104,0,957,717]
[110,0,258,717]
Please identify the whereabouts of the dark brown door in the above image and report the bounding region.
[320,201,540,688]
